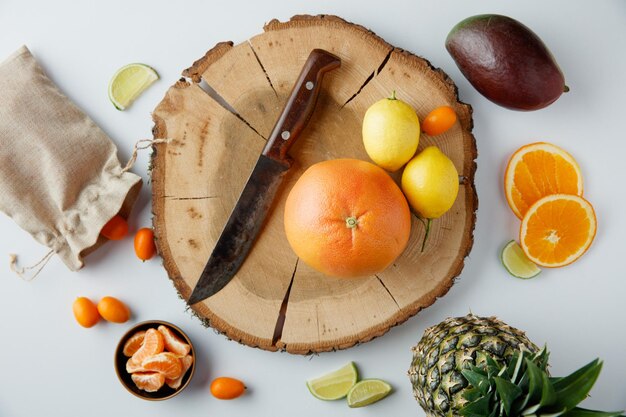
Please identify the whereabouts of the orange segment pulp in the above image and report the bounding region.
[131,372,165,392]
[520,194,596,267]
[166,354,194,389]
[131,328,164,365]
[126,358,146,373]
[505,142,583,219]
[142,352,183,380]
[158,325,190,357]
[122,330,146,357]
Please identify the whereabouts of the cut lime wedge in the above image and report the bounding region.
[347,379,392,408]
[306,362,358,401]
[108,63,158,110]
[501,240,541,279]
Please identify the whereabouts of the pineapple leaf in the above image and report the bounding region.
[509,351,525,383]
[464,387,484,403]
[552,359,600,391]
[462,369,491,395]
[524,366,557,415]
[459,396,492,417]
[494,376,522,416]
[532,346,551,371]
[562,407,625,417]
[485,355,501,376]
[553,360,603,411]
[524,403,542,415]
[540,368,557,407]
[539,407,567,417]
[525,357,545,406]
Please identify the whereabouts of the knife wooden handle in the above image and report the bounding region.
[262,49,341,165]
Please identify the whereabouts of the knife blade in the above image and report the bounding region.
[188,49,341,305]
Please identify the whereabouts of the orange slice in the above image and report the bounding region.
[520,194,596,267]
[122,330,146,357]
[142,352,183,380]
[166,354,194,390]
[131,328,164,365]
[126,358,146,373]
[505,142,583,219]
[158,325,190,357]
[131,372,165,392]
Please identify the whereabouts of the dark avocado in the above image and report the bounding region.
[446,14,567,111]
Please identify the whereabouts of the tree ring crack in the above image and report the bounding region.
[375,274,400,310]
[271,258,299,348]
[196,79,267,141]
[341,47,394,108]
[246,40,278,98]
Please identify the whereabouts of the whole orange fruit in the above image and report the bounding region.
[211,377,246,400]
[97,296,130,323]
[134,228,156,261]
[72,297,100,328]
[100,214,129,240]
[284,159,411,278]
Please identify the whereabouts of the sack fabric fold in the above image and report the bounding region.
[0,46,142,271]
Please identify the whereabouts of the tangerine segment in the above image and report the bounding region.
[131,328,164,364]
[123,330,146,357]
[142,352,183,380]
[166,355,194,390]
[520,194,596,267]
[126,358,146,373]
[158,325,190,357]
[132,372,165,393]
[505,142,583,219]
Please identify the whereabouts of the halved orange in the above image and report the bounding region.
[131,328,164,365]
[132,372,165,392]
[520,194,596,267]
[158,325,190,357]
[505,142,583,219]
[142,352,183,380]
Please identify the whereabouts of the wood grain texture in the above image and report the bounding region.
[151,14,477,354]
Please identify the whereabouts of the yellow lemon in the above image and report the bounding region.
[362,92,420,172]
[402,146,459,219]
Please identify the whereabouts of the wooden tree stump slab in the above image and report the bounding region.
[151,15,478,354]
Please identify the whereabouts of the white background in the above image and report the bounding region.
[1,1,625,415]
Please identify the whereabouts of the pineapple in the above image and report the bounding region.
[408,314,621,417]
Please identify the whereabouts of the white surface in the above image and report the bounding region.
[1,1,625,415]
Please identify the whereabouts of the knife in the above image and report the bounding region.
[188,49,341,305]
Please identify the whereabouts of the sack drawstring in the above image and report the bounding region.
[9,250,55,281]
[121,138,172,174]
[9,137,171,280]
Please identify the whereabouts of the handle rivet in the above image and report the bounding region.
[281,131,291,140]
[305,81,314,90]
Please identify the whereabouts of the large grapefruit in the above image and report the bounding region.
[284,159,411,278]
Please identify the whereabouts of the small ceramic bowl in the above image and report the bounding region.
[114,320,195,401]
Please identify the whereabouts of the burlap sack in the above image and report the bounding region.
[0,46,142,271]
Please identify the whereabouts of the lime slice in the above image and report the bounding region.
[501,240,541,279]
[108,63,158,110]
[306,362,358,400]
[346,379,392,408]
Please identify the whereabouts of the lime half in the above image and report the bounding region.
[347,379,392,408]
[108,63,158,110]
[306,362,358,401]
[501,240,541,279]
